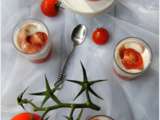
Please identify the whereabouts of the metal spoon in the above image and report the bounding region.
[54,24,87,88]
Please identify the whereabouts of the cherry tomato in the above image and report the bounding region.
[92,27,110,45]
[11,112,42,120]
[40,0,59,17]
[120,48,143,70]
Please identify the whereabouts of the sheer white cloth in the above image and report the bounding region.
[1,0,158,120]
[116,0,159,34]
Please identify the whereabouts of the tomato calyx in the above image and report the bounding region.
[119,47,144,70]
[55,1,62,10]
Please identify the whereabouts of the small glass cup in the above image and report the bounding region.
[113,37,152,80]
[13,19,52,63]
[87,115,114,120]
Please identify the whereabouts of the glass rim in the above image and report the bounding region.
[88,115,114,120]
[12,18,50,55]
[113,37,153,75]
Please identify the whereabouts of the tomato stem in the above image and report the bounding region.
[17,62,106,120]
[56,1,64,10]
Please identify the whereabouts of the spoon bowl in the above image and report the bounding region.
[71,24,87,46]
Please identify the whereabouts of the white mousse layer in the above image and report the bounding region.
[90,116,113,120]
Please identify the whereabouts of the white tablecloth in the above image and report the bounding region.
[116,0,159,34]
[1,0,159,120]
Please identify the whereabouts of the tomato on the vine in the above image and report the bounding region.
[40,0,60,17]
[11,112,42,120]
[92,27,110,45]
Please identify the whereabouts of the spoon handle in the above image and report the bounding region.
[54,48,75,88]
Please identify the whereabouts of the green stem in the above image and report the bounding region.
[41,108,50,120]
[21,99,41,110]
[70,108,75,116]
[49,93,61,104]
[39,103,99,120]
[86,89,91,103]
[77,109,83,120]
[34,103,100,111]
[69,107,76,119]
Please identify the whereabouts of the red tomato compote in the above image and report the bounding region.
[119,48,143,70]
[18,31,48,54]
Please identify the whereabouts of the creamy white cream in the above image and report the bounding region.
[90,116,113,120]
[115,38,151,74]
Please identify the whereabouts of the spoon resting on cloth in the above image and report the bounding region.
[54,24,87,88]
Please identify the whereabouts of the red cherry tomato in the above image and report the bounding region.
[92,27,110,45]
[11,112,42,120]
[40,0,59,17]
[120,48,143,70]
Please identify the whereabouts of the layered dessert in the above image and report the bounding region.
[113,37,152,80]
[13,20,52,63]
[88,115,113,120]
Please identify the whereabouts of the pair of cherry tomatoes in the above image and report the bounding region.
[11,112,42,120]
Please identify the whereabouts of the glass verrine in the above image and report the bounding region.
[88,115,114,120]
[13,19,52,63]
[113,37,152,80]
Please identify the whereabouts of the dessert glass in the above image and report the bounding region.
[88,115,114,120]
[13,19,52,63]
[113,37,152,80]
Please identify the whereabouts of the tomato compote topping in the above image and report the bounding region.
[119,47,144,70]
[18,30,48,54]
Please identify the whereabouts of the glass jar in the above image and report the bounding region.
[13,19,52,63]
[113,37,152,80]
[88,115,114,120]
